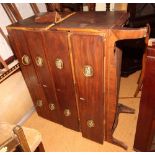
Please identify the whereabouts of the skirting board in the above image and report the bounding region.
[17,106,36,126]
[0,63,20,83]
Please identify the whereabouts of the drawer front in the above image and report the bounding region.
[8,30,51,119]
[24,31,61,124]
[70,33,104,143]
[43,31,79,131]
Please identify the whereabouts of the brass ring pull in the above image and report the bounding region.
[64,109,71,117]
[87,120,95,128]
[35,56,43,67]
[36,100,43,107]
[83,65,93,77]
[22,55,30,65]
[55,58,63,69]
[49,103,55,111]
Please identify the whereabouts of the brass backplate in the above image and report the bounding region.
[36,100,43,107]
[87,120,95,128]
[64,109,71,117]
[83,65,93,77]
[35,56,43,67]
[49,103,55,111]
[22,55,30,65]
[55,58,63,69]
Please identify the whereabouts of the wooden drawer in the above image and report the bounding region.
[70,33,105,143]
[8,29,52,119]
[43,31,79,131]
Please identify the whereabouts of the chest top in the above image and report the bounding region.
[52,11,129,31]
[7,11,129,32]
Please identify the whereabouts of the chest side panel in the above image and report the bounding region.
[43,31,79,131]
[134,49,155,151]
[70,33,104,143]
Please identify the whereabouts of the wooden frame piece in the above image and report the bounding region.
[104,27,147,148]
[134,24,151,97]
[0,27,10,46]
[30,3,40,16]
[1,3,16,23]
[1,3,23,22]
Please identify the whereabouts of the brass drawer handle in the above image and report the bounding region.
[87,120,95,128]
[64,109,71,117]
[49,103,55,111]
[55,58,63,69]
[35,56,43,67]
[36,100,43,107]
[22,55,30,65]
[83,65,93,77]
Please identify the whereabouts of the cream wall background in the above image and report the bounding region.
[0,3,47,60]
[0,3,127,60]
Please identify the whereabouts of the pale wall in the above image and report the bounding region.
[0,3,47,60]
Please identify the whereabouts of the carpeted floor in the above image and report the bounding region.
[0,70,33,123]
[23,71,141,152]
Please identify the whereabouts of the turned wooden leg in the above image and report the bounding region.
[117,103,135,114]
[110,103,135,150]
[134,77,143,97]
[0,56,9,71]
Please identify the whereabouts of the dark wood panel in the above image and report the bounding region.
[134,47,155,151]
[7,29,50,119]
[70,33,104,143]
[24,31,61,124]
[43,31,79,131]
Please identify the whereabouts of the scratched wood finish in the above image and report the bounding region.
[43,31,79,131]
[52,12,129,31]
[24,31,61,124]
[70,33,104,143]
[7,29,50,120]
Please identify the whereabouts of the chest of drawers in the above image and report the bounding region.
[7,11,147,148]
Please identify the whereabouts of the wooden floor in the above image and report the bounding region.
[0,70,141,151]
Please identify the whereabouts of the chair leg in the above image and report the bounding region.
[137,71,141,84]
[111,103,135,150]
[134,51,146,97]
[35,142,45,152]
[13,125,31,152]
[0,56,9,71]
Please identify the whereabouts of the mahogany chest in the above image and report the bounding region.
[7,11,147,147]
